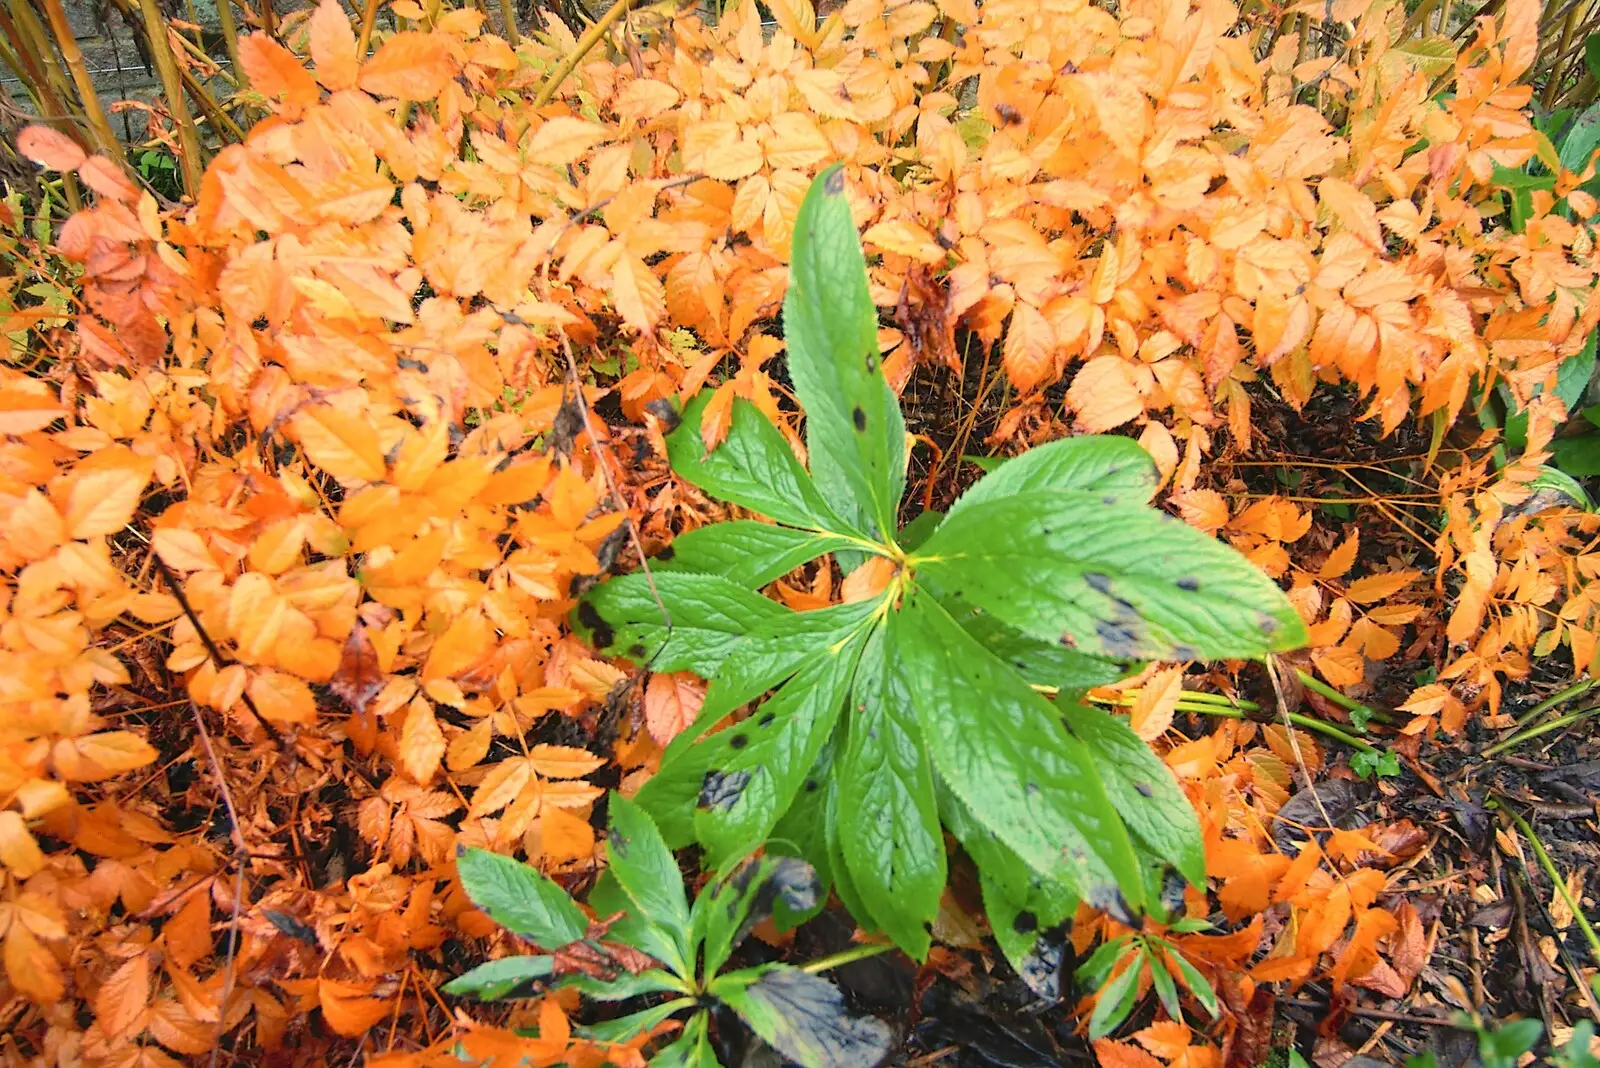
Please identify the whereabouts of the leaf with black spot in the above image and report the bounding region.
[890,589,1144,913]
[575,571,787,673]
[785,164,906,541]
[603,792,692,974]
[912,489,1309,662]
[1056,697,1205,887]
[693,855,822,979]
[692,628,869,867]
[836,626,945,961]
[711,964,894,1068]
[441,955,555,1000]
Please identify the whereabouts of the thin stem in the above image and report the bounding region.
[1295,668,1400,726]
[136,0,204,194]
[1511,678,1596,729]
[1495,800,1600,970]
[216,0,245,90]
[40,0,124,161]
[358,0,382,56]
[1482,706,1600,759]
[532,0,638,108]
[499,0,520,46]
[799,943,894,975]
[1088,693,1381,754]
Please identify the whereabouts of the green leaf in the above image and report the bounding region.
[1555,434,1600,476]
[693,630,868,865]
[913,490,1308,661]
[1166,948,1219,1018]
[1056,699,1205,886]
[1087,953,1143,1039]
[896,509,944,552]
[891,590,1145,914]
[785,165,906,540]
[951,600,1127,697]
[1587,35,1600,82]
[694,855,822,978]
[667,392,855,535]
[712,964,894,1068]
[979,865,1077,1000]
[656,520,857,589]
[836,626,945,960]
[767,740,836,931]
[634,599,882,848]
[604,793,692,972]
[1148,946,1183,1021]
[558,968,685,1001]
[578,999,696,1043]
[455,848,588,948]
[1075,934,1132,991]
[1559,102,1600,186]
[648,1012,720,1068]
[947,436,1159,521]
[577,572,787,673]
[586,870,686,977]
[442,955,555,999]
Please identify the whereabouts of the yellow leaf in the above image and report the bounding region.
[357,31,459,100]
[94,953,151,1039]
[5,923,64,1003]
[612,255,665,336]
[309,0,359,90]
[527,744,605,780]
[1318,178,1383,249]
[1311,646,1365,688]
[0,385,67,433]
[528,116,612,167]
[61,447,153,539]
[1067,356,1148,432]
[447,718,492,772]
[152,528,220,572]
[0,812,45,877]
[424,609,493,681]
[247,670,318,724]
[400,697,446,783]
[293,406,386,482]
[53,731,158,781]
[1130,666,1183,741]
[1345,570,1420,604]
[1318,531,1360,579]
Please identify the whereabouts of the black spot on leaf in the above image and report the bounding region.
[1102,495,1118,505]
[1013,910,1038,935]
[824,169,845,195]
[1258,613,1280,635]
[758,711,775,726]
[728,733,749,750]
[576,601,614,649]
[655,544,675,562]
[1134,782,1153,798]
[864,350,878,373]
[803,779,819,793]
[738,967,893,1068]
[608,828,630,857]
[1171,644,1198,661]
[627,643,646,659]
[1176,576,1200,591]
[852,406,867,431]
[1096,618,1142,658]
[1084,572,1112,595]
[699,770,750,811]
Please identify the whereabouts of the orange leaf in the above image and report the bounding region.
[309,0,359,90]
[239,35,320,115]
[292,406,386,482]
[318,978,394,1036]
[5,923,64,1003]
[1092,1039,1165,1068]
[247,670,318,724]
[612,255,666,336]
[59,446,154,539]
[1002,302,1055,395]
[528,116,613,166]
[17,125,86,172]
[1344,570,1420,604]
[527,745,605,779]
[1318,531,1360,579]
[1068,356,1149,432]
[644,672,705,746]
[1130,666,1183,741]
[94,953,151,1039]
[0,812,44,878]
[53,731,158,781]
[400,696,446,783]
[163,891,213,969]
[357,32,459,100]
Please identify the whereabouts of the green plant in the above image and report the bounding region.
[1403,1013,1543,1068]
[1076,924,1220,1039]
[449,794,893,1068]
[574,165,1309,980]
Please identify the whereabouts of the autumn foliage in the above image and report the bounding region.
[2,0,1598,1059]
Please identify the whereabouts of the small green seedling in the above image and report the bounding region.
[1076,924,1220,1039]
[448,794,893,1068]
[575,165,1308,986]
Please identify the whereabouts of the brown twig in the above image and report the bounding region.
[189,699,249,1067]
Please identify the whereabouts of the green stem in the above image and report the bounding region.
[1160,700,1382,755]
[1511,678,1597,730]
[1494,800,1600,970]
[799,943,894,975]
[1295,668,1399,726]
[1482,706,1600,759]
